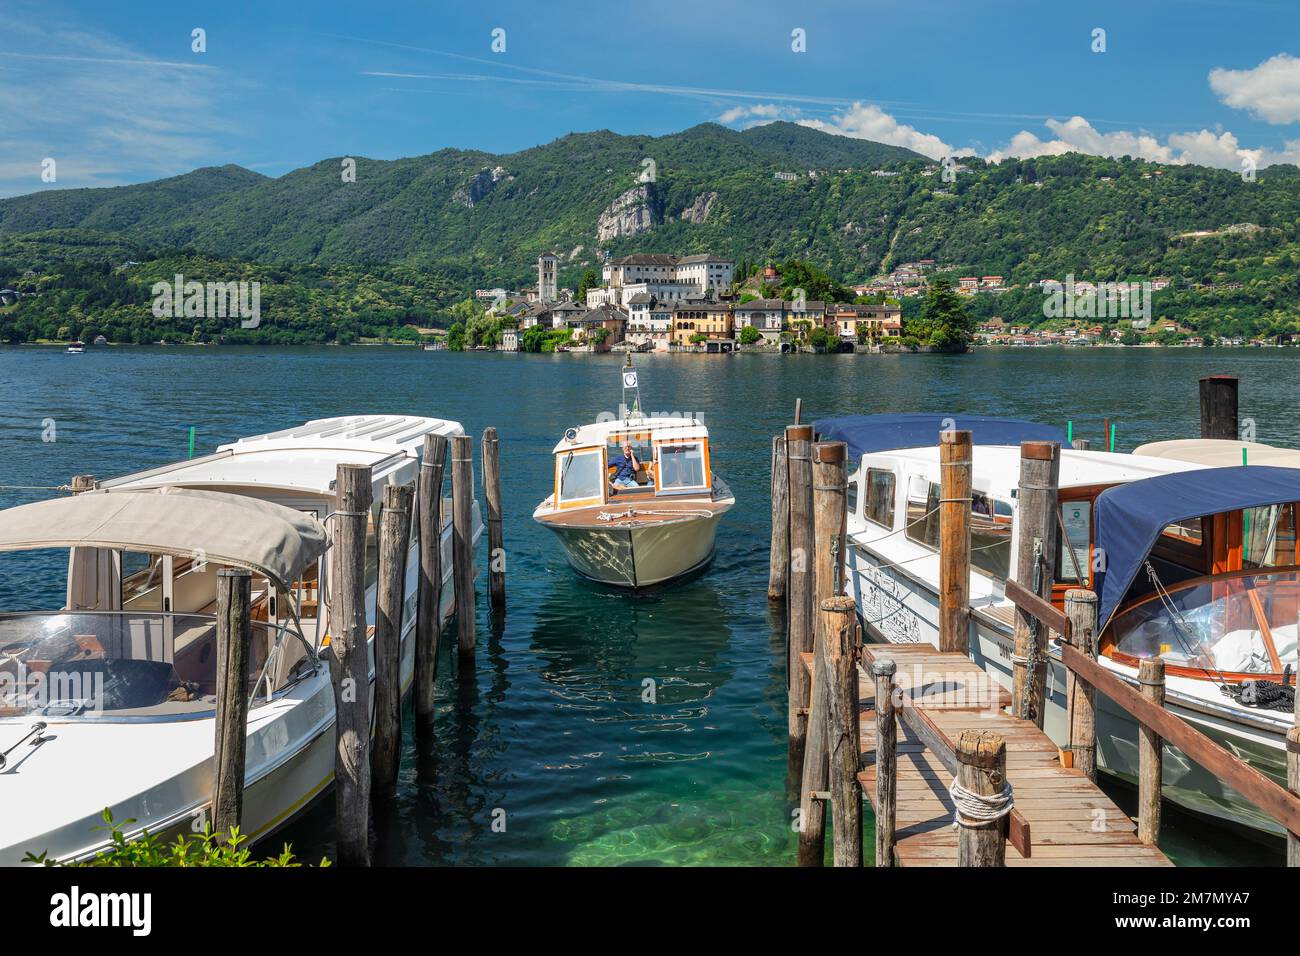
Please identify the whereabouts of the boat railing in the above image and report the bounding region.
[1007,583,1300,856]
[0,610,316,720]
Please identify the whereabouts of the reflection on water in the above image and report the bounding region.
[2,345,1295,864]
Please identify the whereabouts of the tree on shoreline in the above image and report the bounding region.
[909,277,975,350]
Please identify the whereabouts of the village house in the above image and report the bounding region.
[625,293,674,351]
[733,298,787,344]
[827,302,903,342]
[672,302,733,350]
[569,304,627,351]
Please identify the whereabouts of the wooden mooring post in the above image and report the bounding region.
[767,435,789,601]
[212,568,251,840]
[414,434,447,727]
[373,482,413,803]
[451,434,476,660]
[785,424,814,783]
[1064,589,1098,781]
[825,596,861,867]
[482,427,506,612]
[1289,726,1300,866]
[939,429,971,653]
[796,441,846,867]
[329,463,373,866]
[956,730,1007,867]
[1010,440,1060,726]
[873,657,897,868]
[1199,374,1239,440]
[1137,657,1165,846]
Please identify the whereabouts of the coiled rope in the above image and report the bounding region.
[948,777,1014,828]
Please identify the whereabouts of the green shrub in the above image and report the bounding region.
[24,808,329,868]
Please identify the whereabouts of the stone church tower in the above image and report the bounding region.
[538,253,558,303]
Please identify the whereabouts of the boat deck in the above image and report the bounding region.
[845,642,1173,867]
[537,496,731,529]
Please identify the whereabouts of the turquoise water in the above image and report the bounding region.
[0,345,1290,865]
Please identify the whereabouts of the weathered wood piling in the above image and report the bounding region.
[482,427,506,612]
[1010,440,1059,726]
[212,567,251,840]
[329,463,373,866]
[1137,658,1165,846]
[767,435,789,601]
[415,433,448,725]
[872,657,897,868]
[373,481,413,802]
[938,429,971,653]
[955,730,1007,867]
[1064,589,1098,781]
[451,434,476,660]
[825,595,862,867]
[1199,374,1239,439]
[785,424,814,782]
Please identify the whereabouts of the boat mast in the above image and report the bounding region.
[621,353,643,423]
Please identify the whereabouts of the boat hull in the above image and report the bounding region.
[541,511,725,587]
[1,521,477,865]
[845,543,1292,836]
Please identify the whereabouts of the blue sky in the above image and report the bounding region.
[2,0,1298,196]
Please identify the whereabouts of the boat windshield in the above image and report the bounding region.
[1105,569,1300,680]
[0,611,313,719]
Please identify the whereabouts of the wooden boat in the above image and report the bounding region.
[0,415,481,864]
[533,359,733,587]
[819,413,1300,835]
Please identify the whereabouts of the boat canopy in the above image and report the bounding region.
[1135,438,1300,469]
[1095,465,1300,626]
[0,487,329,588]
[814,413,1066,459]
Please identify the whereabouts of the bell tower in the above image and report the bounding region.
[538,253,558,303]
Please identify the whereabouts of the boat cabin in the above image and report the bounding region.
[549,418,715,511]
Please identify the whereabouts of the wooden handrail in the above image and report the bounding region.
[1060,644,1300,837]
[1005,578,1071,641]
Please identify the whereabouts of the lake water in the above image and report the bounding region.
[0,345,1290,865]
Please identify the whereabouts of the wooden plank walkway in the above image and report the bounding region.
[843,643,1173,867]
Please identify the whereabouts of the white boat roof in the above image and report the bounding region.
[1135,438,1300,468]
[552,417,709,453]
[101,415,465,497]
[860,445,1207,499]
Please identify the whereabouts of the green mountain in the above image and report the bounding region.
[3,121,1300,345]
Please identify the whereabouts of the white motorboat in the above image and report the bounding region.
[66,341,84,354]
[532,358,733,587]
[820,412,1300,835]
[0,415,482,864]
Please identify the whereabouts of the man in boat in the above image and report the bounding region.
[609,441,641,494]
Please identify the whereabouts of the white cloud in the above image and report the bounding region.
[986,116,1300,171]
[796,102,953,160]
[1209,53,1300,124]
[716,103,799,127]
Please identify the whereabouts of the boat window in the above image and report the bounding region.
[1107,571,1299,677]
[1152,516,1207,570]
[1057,500,1092,585]
[607,434,654,488]
[904,477,941,550]
[0,612,292,717]
[865,468,896,529]
[657,441,707,492]
[120,552,165,612]
[1244,504,1297,569]
[971,492,1013,580]
[557,449,604,503]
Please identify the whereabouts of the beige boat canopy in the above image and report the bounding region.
[0,487,328,588]
[1134,438,1300,468]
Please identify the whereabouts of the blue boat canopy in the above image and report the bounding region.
[813,413,1066,459]
[1095,465,1300,627]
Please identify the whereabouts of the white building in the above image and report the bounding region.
[592,253,734,308]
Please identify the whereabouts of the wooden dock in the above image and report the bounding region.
[820,643,1172,867]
